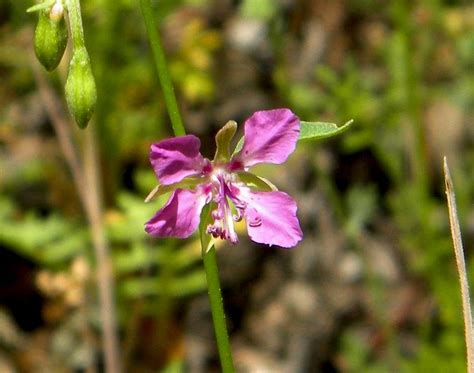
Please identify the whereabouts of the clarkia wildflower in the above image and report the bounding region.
[145,108,303,248]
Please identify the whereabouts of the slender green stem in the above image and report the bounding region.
[139,0,185,136]
[139,2,234,370]
[202,246,235,373]
[65,0,85,49]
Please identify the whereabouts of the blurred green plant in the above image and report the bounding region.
[170,18,221,104]
[269,0,473,371]
[1,0,473,370]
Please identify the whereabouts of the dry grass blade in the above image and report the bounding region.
[444,157,473,373]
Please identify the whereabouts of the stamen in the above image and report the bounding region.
[227,231,239,244]
[206,224,222,238]
[233,209,243,222]
[212,209,222,220]
[206,170,246,244]
[233,200,246,209]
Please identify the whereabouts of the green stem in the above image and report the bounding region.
[139,1,234,371]
[65,0,85,49]
[202,246,235,373]
[139,0,185,136]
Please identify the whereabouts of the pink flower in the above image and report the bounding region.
[145,109,303,248]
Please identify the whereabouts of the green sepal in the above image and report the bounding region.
[65,46,97,129]
[33,8,68,71]
[27,0,55,13]
[237,172,277,191]
[299,119,353,141]
[214,120,237,162]
[232,136,244,156]
[199,203,216,255]
[144,177,203,203]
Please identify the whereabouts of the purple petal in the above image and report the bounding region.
[236,109,300,168]
[150,135,208,185]
[145,187,210,238]
[239,189,303,248]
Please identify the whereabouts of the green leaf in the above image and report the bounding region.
[232,119,353,156]
[299,119,353,141]
[108,192,159,243]
[160,359,184,373]
[121,270,206,298]
[40,230,88,265]
[114,243,156,274]
[0,211,87,267]
[199,204,215,255]
[240,0,278,20]
[172,242,203,271]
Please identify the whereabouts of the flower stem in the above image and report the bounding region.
[139,0,185,136]
[65,0,85,49]
[202,246,235,373]
[138,3,235,369]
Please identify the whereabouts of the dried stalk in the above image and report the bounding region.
[444,157,473,373]
[30,51,87,207]
[30,51,121,373]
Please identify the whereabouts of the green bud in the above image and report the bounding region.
[33,3,68,72]
[65,47,97,129]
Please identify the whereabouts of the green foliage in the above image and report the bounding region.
[108,188,206,300]
[240,0,278,21]
[272,0,473,370]
[169,19,221,104]
[1,0,473,370]
[344,184,378,239]
[0,197,88,267]
[338,329,387,373]
[299,119,353,141]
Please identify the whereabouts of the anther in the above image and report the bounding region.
[212,209,222,220]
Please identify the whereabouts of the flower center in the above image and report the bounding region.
[205,168,246,244]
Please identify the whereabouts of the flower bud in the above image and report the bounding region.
[65,47,97,129]
[33,4,68,72]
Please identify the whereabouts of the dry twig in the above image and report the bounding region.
[30,50,121,373]
[444,157,473,373]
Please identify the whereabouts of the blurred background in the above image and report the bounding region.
[1,0,473,371]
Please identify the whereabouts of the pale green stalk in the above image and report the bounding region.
[65,0,85,49]
[65,1,121,371]
[444,158,474,373]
